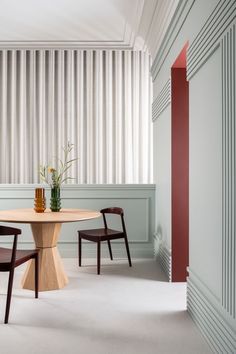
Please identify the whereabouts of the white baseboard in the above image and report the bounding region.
[4,241,154,259]
[153,233,171,281]
[187,274,236,353]
[58,242,154,259]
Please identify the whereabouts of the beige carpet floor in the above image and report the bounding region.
[0,258,212,354]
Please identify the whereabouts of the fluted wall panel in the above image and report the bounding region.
[152,79,171,122]
[0,50,152,184]
[222,24,236,319]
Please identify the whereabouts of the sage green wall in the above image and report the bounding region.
[0,184,155,259]
[152,0,236,352]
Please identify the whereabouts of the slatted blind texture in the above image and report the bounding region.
[0,50,152,184]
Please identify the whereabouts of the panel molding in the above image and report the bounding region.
[187,274,236,353]
[187,0,236,80]
[0,184,155,258]
[185,1,236,347]
[222,24,236,319]
[187,0,236,323]
[152,79,171,122]
[151,0,195,81]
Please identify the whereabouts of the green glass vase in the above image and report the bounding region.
[50,186,61,212]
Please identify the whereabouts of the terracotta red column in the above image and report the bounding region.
[171,66,189,282]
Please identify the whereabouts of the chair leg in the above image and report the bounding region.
[4,268,15,324]
[124,236,132,267]
[35,254,39,299]
[97,241,101,275]
[107,240,113,260]
[78,235,82,267]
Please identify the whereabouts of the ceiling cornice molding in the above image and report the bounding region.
[0,40,134,50]
[0,0,145,51]
[133,0,182,54]
[123,0,145,48]
[0,0,185,54]
[133,0,158,51]
[146,0,180,57]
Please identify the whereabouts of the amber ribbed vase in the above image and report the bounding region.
[34,188,46,213]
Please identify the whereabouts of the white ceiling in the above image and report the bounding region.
[0,0,179,56]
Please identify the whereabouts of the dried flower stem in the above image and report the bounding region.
[39,142,78,188]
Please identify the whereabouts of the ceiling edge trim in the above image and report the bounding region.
[0,40,134,50]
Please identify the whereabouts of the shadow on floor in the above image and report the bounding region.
[69,259,168,282]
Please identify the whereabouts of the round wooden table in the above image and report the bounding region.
[0,208,100,291]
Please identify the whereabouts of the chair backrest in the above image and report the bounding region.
[0,226,21,267]
[100,208,126,234]
[100,207,124,215]
[0,226,21,236]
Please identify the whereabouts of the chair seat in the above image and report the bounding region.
[78,207,132,274]
[0,247,39,271]
[0,224,39,323]
[79,228,124,241]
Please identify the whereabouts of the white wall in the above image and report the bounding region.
[0,184,155,259]
[189,48,222,298]
[151,0,236,352]
[153,105,171,249]
[153,105,171,279]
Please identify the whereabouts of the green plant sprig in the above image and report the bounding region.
[39,142,78,188]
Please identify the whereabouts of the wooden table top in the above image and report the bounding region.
[0,208,101,224]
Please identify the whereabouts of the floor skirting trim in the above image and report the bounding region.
[155,244,171,281]
[187,277,236,353]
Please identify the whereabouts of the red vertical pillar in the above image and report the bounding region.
[171,67,189,282]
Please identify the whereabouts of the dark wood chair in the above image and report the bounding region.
[78,207,132,274]
[0,225,39,324]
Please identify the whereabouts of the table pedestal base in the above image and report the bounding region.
[21,223,68,291]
